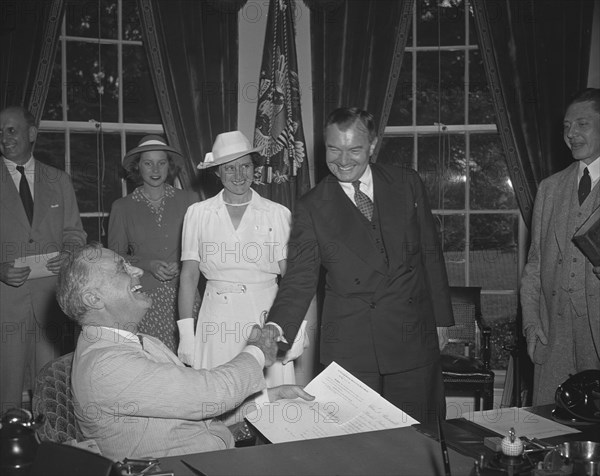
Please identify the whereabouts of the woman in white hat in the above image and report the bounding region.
[108,135,197,352]
[177,131,307,420]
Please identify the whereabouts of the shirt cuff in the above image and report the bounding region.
[241,345,265,368]
[264,321,288,344]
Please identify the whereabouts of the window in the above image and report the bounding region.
[379,0,524,362]
[38,0,162,244]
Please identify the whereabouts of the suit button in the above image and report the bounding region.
[354,278,360,285]
[370,302,376,309]
[29,239,34,243]
[408,266,414,271]
[408,298,413,304]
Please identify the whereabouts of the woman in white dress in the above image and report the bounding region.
[177,131,306,419]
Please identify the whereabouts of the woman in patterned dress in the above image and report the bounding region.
[108,135,197,352]
[177,131,307,419]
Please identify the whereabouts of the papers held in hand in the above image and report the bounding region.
[572,206,600,266]
[244,361,418,444]
[14,252,59,280]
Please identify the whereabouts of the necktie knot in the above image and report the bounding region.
[17,165,25,175]
[578,167,591,206]
[352,180,374,221]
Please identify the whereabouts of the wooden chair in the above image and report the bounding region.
[441,286,495,410]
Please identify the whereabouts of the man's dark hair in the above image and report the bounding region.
[1,105,37,128]
[568,88,600,115]
[324,107,377,142]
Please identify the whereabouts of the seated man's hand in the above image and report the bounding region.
[267,385,315,402]
[0,262,30,287]
[247,324,279,367]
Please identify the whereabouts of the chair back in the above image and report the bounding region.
[32,352,83,443]
[444,286,483,359]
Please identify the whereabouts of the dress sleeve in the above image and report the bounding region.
[181,203,201,262]
[271,203,292,262]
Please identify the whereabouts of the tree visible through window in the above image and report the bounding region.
[379,0,523,368]
[38,0,163,245]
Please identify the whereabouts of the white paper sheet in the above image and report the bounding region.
[462,407,580,439]
[245,361,419,443]
[14,252,59,279]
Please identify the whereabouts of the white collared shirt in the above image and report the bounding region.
[580,156,600,191]
[3,155,35,200]
[337,165,374,204]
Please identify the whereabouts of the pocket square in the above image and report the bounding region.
[50,204,59,208]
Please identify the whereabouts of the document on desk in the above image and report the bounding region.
[245,361,419,443]
[462,407,580,439]
[14,252,59,280]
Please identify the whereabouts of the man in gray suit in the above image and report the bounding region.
[0,106,86,412]
[521,88,600,406]
[57,243,312,461]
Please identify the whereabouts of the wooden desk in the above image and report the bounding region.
[156,405,598,476]
[158,425,475,476]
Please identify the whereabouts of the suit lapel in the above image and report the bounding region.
[0,160,31,230]
[320,176,388,275]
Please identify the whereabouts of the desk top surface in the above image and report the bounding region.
[157,405,598,476]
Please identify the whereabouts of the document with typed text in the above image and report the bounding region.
[245,361,419,443]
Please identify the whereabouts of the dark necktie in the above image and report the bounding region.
[137,334,144,348]
[16,165,34,224]
[352,180,374,221]
[578,167,591,206]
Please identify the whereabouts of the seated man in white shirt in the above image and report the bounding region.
[56,243,312,461]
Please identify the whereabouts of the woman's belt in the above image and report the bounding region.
[206,279,277,294]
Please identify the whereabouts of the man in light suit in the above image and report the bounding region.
[266,107,454,424]
[58,244,312,461]
[521,88,600,406]
[0,106,86,412]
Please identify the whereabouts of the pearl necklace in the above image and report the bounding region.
[224,199,251,207]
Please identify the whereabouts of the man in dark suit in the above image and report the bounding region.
[0,106,86,411]
[266,107,454,424]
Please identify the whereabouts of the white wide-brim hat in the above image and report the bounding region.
[122,135,184,171]
[198,131,260,169]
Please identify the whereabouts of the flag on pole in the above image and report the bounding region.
[253,0,310,211]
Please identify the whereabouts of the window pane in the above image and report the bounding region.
[66,0,118,39]
[441,214,466,285]
[388,53,413,126]
[469,50,495,124]
[470,134,516,210]
[123,45,161,123]
[42,54,63,121]
[377,137,414,168]
[83,217,108,247]
[35,132,65,170]
[67,42,119,122]
[123,0,142,41]
[416,0,465,47]
[70,133,122,215]
[419,134,465,209]
[416,51,465,125]
[469,213,518,289]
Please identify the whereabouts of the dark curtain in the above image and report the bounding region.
[252,0,311,211]
[0,0,65,121]
[472,0,594,226]
[137,0,242,194]
[306,0,414,181]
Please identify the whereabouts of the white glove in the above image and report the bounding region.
[177,318,196,365]
[282,320,309,365]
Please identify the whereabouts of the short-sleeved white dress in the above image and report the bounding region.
[181,189,295,389]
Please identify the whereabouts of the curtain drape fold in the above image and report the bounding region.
[472,0,594,226]
[308,0,414,181]
[137,0,241,193]
[0,0,65,122]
